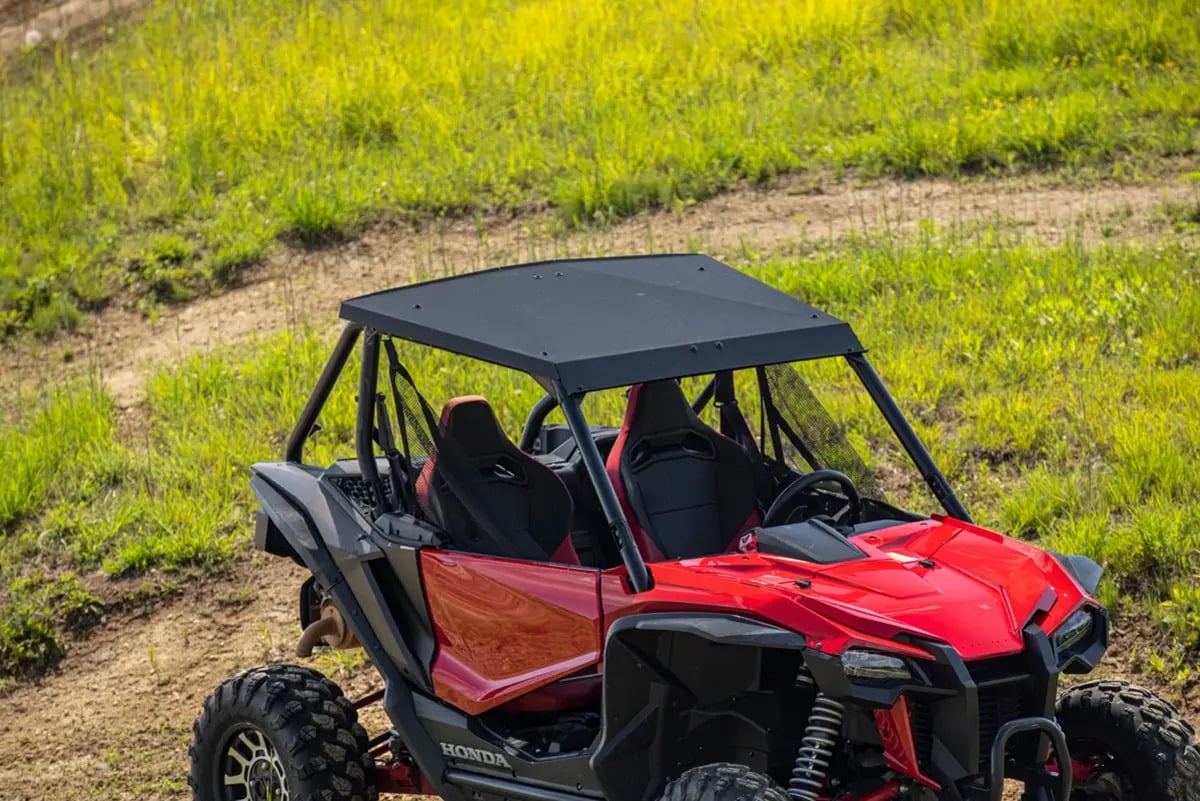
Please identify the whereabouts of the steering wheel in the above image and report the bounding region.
[518,392,560,452]
[762,469,862,528]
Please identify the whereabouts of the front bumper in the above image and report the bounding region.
[803,612,1107,801]
[983,717,1072,801]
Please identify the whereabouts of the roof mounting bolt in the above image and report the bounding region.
[412,304,421,309]
[714,341,724,349]
[555,271,563,277]
[811,313,819,318]
[689,345,698,353]
[697,266,705,271]
[919,558,936,568]
[795,579,812,589]
[540,351,548,356]
[534,274,542,280]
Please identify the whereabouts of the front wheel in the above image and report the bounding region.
[1056,680,1200,801]
[659,764,789,801]
[188,664,377,801]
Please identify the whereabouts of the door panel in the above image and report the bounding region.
[420,550,602,715]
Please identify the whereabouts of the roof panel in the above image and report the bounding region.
[340,254,862,391]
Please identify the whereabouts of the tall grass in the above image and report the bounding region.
[2,227,1198,676]
[1,0,1197,335]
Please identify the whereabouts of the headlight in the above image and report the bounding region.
[842,649,912,681]
[1053,608,1094,653]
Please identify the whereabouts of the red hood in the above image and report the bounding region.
[621,518,1091,661]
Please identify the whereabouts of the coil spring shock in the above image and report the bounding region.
[788,689,845,801]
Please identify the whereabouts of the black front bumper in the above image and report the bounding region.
[984,717,1072,801]
[804,612,1107,801]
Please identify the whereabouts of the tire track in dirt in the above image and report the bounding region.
[3,172,1192,413]
[0,0,144,56]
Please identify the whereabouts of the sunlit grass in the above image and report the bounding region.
[1,0,1197,336]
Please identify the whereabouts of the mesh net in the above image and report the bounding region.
[762,362,885,501]
[380,338,557,561]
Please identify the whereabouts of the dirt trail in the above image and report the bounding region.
[0,556,391,801]
[4,173,1191,410]
[0,0,144,56]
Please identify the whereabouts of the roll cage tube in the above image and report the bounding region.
[517,378,717,453]
[356,330,392,518]
[551,379,653,592]
[286,323,363,463]
[845,353,972,522]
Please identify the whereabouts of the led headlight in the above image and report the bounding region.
[842,649,912,681]
[1052,608,1094,654]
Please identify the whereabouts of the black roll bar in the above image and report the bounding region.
[552,380,653,593]
[517,380,716,454]
[356,330,391,517]
[845,353,972,522]
[286,323,363,463]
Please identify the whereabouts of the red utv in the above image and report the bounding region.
[189,255,1198,801]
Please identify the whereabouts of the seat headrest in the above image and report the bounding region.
[439,396,511,455]
[627,380,696,431]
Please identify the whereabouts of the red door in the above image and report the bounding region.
[420,550,602,715]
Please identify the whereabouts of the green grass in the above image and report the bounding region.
[2,0,1198,336]
[2,224,1198,677]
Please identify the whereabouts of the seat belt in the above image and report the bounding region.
[382,339,550,562]
[714,371,775,504]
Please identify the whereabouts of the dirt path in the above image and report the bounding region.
[4,172,1192,411]
[0,555,391,801]
[0,0,144,56]
[0,554,1192,801]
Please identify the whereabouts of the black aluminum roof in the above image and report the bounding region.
[340,254,863,392]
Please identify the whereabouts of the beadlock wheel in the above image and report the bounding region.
[189,664,378,801]
[217,725,289,801]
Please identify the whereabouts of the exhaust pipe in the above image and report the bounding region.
[296,600,361,657]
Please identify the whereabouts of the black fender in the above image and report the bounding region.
[590,613,808,801]
[1049,551,1104,595]
[248,465,463,801]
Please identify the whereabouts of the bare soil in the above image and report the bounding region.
[0,555,392,801]
[0,0,143,56]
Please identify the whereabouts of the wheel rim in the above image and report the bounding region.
[218,725,289,801]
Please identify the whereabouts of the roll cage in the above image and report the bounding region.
[285,318,970,594]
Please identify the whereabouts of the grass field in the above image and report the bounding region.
[3,221,1199,681]
[1,0,1198,337]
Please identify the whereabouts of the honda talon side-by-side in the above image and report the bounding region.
[190,254,1199,801]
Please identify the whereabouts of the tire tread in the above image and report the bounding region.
[188,664,377,801]
[1057,680,1200,801]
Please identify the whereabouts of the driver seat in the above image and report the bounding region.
[606,380,761,562]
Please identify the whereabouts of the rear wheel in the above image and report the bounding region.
[189,664,377,801]
[659,764,789,801]
[1056,680,1200,801]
